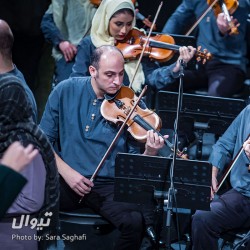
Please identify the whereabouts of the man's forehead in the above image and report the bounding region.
[100,50,123,60]
[99,51,124,70]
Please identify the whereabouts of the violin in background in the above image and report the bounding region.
[208,0,239,35]
[186,0,239,36]
[116,28,212,64]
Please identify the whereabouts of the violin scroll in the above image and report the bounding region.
[176,150,188,160]
[196,46,212,64]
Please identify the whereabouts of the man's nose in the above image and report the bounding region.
[113,75,121,85]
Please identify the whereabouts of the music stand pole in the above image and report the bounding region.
[165,59,186,249]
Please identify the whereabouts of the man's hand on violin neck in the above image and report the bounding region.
[143,130,168,156]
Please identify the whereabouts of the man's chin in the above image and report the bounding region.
[106,88,119,95]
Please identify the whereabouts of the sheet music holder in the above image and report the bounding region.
[155,91,246,136]
[114,153,212,211]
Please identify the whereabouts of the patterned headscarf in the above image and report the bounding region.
[91,0,145,93]
[0,75,59,249]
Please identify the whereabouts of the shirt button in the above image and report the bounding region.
[91,114,95,120]
[93,99,97,105]
[85,125,90,131]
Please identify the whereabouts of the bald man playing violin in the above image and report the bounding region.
[40,45,171,249]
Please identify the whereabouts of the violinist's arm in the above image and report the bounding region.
[242,138,250,158]
[54,152,93,197]
[211,166,219,199]
[143,130,168,156]
[173,46,196,73]
[41,6,64,48]
[144,45,195,90]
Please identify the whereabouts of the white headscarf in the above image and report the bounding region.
[91,0,145,93]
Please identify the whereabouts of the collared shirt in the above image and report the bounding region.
[209,105,250,197]
[40,77,141,181]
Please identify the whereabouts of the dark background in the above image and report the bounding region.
[136,0,181,31]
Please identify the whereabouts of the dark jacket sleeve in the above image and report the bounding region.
[0,164,27,218]
[41,12,64,47]
[71,36,96,77]
[142,58,179,90]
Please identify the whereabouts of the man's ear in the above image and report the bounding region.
[89,65,96,77]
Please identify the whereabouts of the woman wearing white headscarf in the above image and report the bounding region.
[71,0,195,98]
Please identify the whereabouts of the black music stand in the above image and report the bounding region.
[114,153,212,249]
[114,153,211,210]
[155,91,246,159]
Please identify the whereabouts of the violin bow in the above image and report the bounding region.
[129,1,163,89]
[78,86,148,203]
[185,0,219,36]
[91,86,147,181]
[216,134,250,193]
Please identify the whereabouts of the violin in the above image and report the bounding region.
[116,28,212,64]
[101,86,188,159]
[208,0,239,35]
[208,0,238,17]
[186,0,239,36]
[89,0,102,6]
[78,2,187,193]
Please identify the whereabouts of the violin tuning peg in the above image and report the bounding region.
[197,45,201,51]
